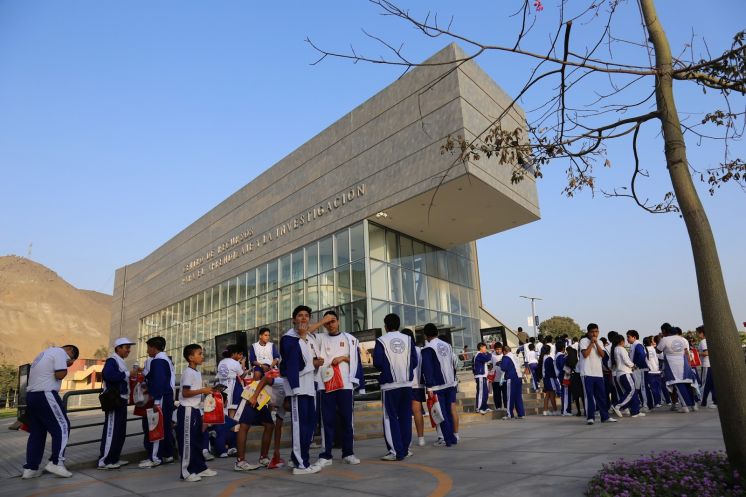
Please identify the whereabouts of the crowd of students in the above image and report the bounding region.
[497,323,718,423]
[19,311,718,482]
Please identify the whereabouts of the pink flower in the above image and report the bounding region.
[533,0,544,12]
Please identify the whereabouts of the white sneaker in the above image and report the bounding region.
[226,448,238,456]
[198,469,217,477]
[406,450,414,458]
[417,437,426,447]
[380,453,397,461]
[309,441,322,449]
[292,464,321,475]
[162,457,174,464]
[477,409,487,415]
[234,460,261,471]
[562,412,573,417]
[21,468,43,479]
[258,457,270,466]
[678,406,690,413]
[611,405,623,418]
[288,460,296,468]
[484,408,493,413]
[316,457,333,467]
[542,410,550,416]
[708,404,718,409]
[604,417,618,423]
[97,463,121,470]
[502,415,513,420]
[218,453,229,458]
[343,455,360,465]
[44,462,72,478]
[202,450,215,461]
[115,460,129,466]
[641,406,650,412]
[138,459,161,469]
[692,404,699,411]
[586,419,595,425]
[631,412,646,418]
[183,473,202,482]
[433,440,447,447]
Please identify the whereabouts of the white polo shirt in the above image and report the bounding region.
[578,337,604,377]
[27,347,69,392]
[179,367,203,408]
[316,332,352,390]
[698,339,710,368]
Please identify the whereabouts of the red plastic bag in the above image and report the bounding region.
[203,392,225,425]
[426,392,440,428]
[146,406,164,442]
[689,348,701,367]
[322,365,344,393]
[487,372,496,383]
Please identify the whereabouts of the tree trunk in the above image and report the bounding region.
[640,0,746,474]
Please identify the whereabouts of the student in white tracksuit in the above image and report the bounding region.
[609,335,643,418]
[22,345,79,479]
[373,314,418,460]
[697,326,717,408]
[98,338,136,469]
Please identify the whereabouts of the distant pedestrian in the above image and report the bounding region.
[697,326,717,408]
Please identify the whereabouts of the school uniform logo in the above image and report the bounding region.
[390,338,406,354]
[436,343,450,357]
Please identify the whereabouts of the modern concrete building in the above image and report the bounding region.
[110,43,540,374]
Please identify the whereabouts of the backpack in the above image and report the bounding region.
[565,347,579,370]
[536,357,544,381]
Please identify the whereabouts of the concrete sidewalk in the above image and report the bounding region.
[1,409,725,497]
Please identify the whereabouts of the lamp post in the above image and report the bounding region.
[519,295,542,339]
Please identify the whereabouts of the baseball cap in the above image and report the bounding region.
[113,337,136,348]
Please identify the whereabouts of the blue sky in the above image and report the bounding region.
[0,1,743,336]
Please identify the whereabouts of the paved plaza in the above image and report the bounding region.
[0,408,726,497]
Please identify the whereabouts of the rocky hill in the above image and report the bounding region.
[0,255,111,365]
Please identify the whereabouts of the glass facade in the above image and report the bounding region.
[137,220,480,375]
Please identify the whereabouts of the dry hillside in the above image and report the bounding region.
[0,255,111,365]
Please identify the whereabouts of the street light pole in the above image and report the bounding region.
[519,295,543,339]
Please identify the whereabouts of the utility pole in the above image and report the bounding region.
[519,295,542,339]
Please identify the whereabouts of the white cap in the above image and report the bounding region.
[113,337,136,348]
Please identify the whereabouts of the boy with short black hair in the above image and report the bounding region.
[280,305,333,475]
[490,343,507,411]
[472,342,492,414]
[626,330,648,411]
[315,309,366,467]
[580,324,617,425]
[22,344,79,479]
[213,344,245,458]
[177,344,217,482]
[499,345,525,420]
[374,313,419,459]
[250,327,280,380]
[420,323,457,447]
[139,336,175,469]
